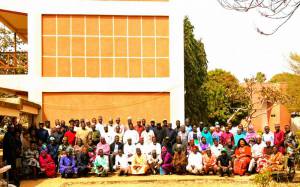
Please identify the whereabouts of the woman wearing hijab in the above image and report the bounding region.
[245,125,257,143]
[233,138,251,176]
[234,129,246,146]
[199,137,210,153]
[160,146,173,175]
[39,147,56,178]
[201,127,213,145]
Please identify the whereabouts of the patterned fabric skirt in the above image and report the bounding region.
[233,157,251,175]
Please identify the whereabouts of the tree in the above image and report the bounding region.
[184,16,208,125]
[218,0,300,34]
[204,69,249,126]
[270,73,300,112]
[255,72,267,83]
[289,52,300,75]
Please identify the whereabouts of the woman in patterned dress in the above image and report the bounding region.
[23,141,40,178]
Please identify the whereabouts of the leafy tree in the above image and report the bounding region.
[184,16,208,125]
[289,53,300,75]
[218,0,300,34]
[255,72,266,83]
[270,73,300,112]
[204,69,248,126]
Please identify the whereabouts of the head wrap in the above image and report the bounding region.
[162,146,167,152]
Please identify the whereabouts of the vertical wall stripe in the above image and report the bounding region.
[112,16,115,77]
[70,16,72,77]
[140,16,143,77]
[154,17,157,77]
[126,16,129,78]
[55,15,58,77]
[98,16,101,77]
[84,16,87,77]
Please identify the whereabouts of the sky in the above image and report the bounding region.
[185,1,300,81]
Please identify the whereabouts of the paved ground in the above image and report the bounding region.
[20,174,298,187]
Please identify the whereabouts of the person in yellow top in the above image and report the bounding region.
[76,119,91,145]
[130,148,149,175]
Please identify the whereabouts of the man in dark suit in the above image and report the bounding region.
[109,135,124,171]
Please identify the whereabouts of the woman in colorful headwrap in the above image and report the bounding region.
[199,137,210,152]
[201,127,213,145]
[59,147,77,178]
[259,146,284,173]
[245,125,257,143]
[233,138,251,176]
[39,148,56,178]
[160,146,173,175]
[256,140,276,173]
[212,125,223,142]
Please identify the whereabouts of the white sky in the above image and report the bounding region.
[185,0,300,81]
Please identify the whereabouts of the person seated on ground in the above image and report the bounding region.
[114,149,130,176]
[211,138,223,158]
[172,146,187,175]
[173,136,187,153]
[256,140,273,173]
[39,148,56,178]
[203,148,218,175]
[136,137,148,155]
[23,141,40,178]
[199,137,210,153]
[93,149,109,177]
[58,137,72,158]
[96,137,110,157]
[186,146,203,175]
[259,146,284,173]
[76,146,91,177]
[248,135,266,174]
[59,148,77,178]
[148,149,162,175]
[47,136,59,165]
[160,146,173,175]
[74,138,84,154]
[110,135,124,171]
[131,148,149,175]
[124,138,136,164]
[233,138,251,176]
[217,148,233,177]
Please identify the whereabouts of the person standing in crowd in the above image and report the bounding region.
[37,122,49,143]
[64,121,76,146]
[114,149,130,176]
[188,125,201,146]
[201,127,213,145]
[284,124,297,147]
[141,124,155,146]
[217,149,233,177]
[234,129,246,146]
[47,137,59,166]
[220,126,234,146]
[74,138,84,154]
[148,136,162,156]
[123,123,139,144]
[135,119,145,138]
[96,116,104,134]
[59,148,77,178]
[115,117,125,134]
[148,150,162,175]
[174,120,181,134]
[178,125,188,145]
[154,123,166,144]
[212,124,223,141]
[248,136,266,173]
[115,125,123,142]
[166,123,177,145]
[44,120,51,135]
[233,138,252,176]
[211,138,223,158]
[76,119,91,145]
[96,137,110,156]
[203,148,218,175]
[262,126,274,146]
[274,124,285,154]
[186,146,203,175]
[172,146,187,175]
[131,148,149,175]
[149,119,156,131]
[245,125,257,143]
[185,118,192,133]
[90,123,100,145]
[136,138,148,155]
[107,118,115,133]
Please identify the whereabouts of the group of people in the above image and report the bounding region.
[2,116,298,186]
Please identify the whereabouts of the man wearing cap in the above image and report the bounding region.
[131,148,149,175]
[148,136,162,156]
[172,146,187,174]
[186,146,203,175]
[64,120,76,146]
[96,116,104,134]
[203,148,218,175]
[166,123,177,145]
[123,123,139,144]
[248,135,266,173]
[135,119,145,138]
[220,126,234,146]
[141,124,155,146]
[136,137,148,155]
[114,117,125,134]
[124,138,136,164]
[262,126,274,146]
[59,147,77,178]
[76,119,91,145]
[274,124,285,153]
[147,149,162,174]
[53,125,64,145]
[149,119,156,131]
[37,122,49,143]
[217,148,233,177]
[101,124,114,145]
[154,123,166,144]
[212,123,223,141]
[107,117,115,133]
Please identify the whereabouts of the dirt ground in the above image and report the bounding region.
[20,175,298,187]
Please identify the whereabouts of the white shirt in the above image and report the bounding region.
[96,123,104,134]
[230,126,238,135]
[101,130,114,145]
[188,131,201,142]
[136,143,148,155]
[187,152,203,168]
[123,129,139,144]
[262,132,274,146]
[124,143,136,156]
[252,142,266,158]
[141,130,155,145]
[211,144,223,158]
[114,154,129,169]
[148,143,162,156]
[114,124,126,134]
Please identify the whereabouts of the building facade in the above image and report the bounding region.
[0,0,184,126]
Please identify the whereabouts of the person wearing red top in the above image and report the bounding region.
[135,119,145,138]
[64,121,76,146]
[220,126,234,146]
[274,124,285,154]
